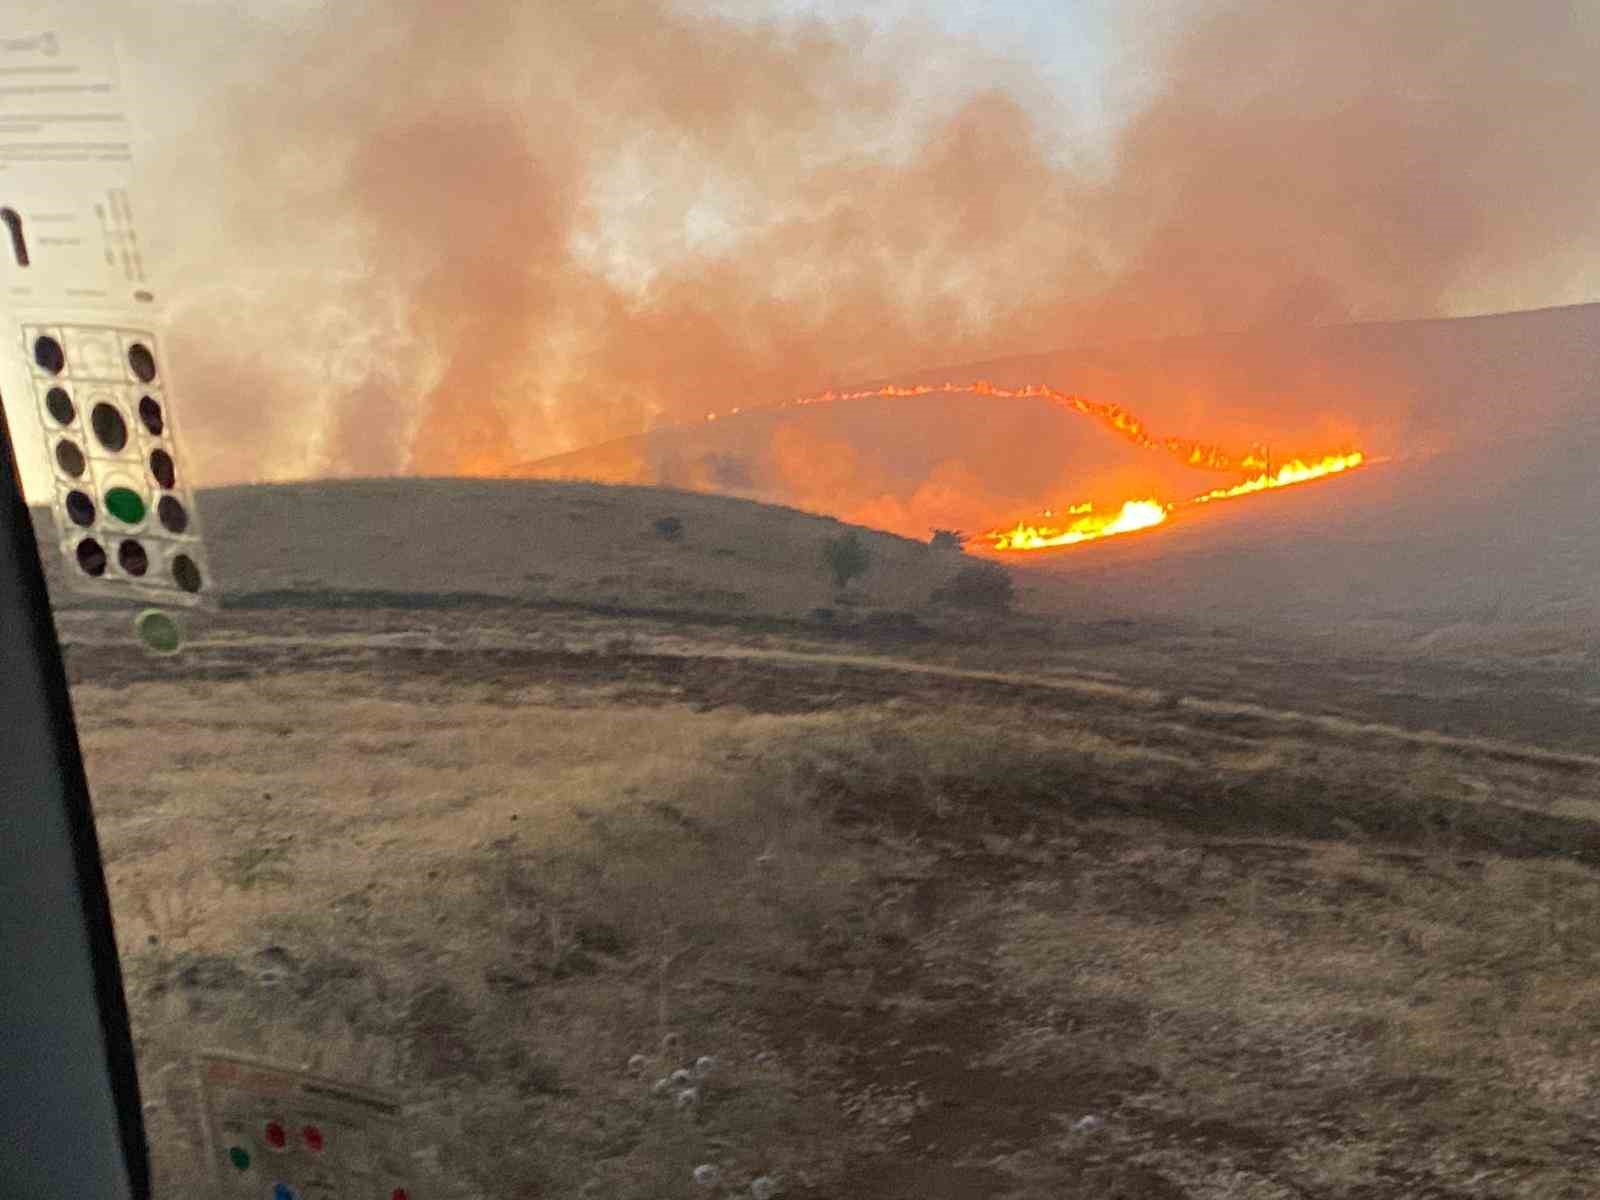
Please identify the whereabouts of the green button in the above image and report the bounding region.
[135,610,181,655]
[228,1145,251,1172]
[105,486,146,525]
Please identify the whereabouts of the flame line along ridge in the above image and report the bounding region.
[708,380,1270,473]
[986,451,1367,552]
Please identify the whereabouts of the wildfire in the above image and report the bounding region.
[770,380,1267,474]
[991,499,1170,550]
[986,451,1368,552]
[1189,452,1365,504]
[677,376,1367,555]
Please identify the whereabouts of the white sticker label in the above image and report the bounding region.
[0,21,149,310]
[0,13,211,602]
[196,1053,416,1200]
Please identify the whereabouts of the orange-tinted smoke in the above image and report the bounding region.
[140,0,1600,486]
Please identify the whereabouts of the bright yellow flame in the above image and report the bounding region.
[987,452,1369,553]
[1189,452,1365,504]
[990,499,1170,550]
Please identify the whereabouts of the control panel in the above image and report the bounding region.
[18,322,208,602]
[196,1053,416,1200]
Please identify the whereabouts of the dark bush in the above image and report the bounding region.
[653,515,684,541]
[822,530,870,591]
[934,560,1015,611]
[930,529,966,551]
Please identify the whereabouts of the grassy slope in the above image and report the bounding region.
[35,478,974,621]
[86,608,1600,1199]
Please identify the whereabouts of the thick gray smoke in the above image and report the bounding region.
[49,0,1600,486]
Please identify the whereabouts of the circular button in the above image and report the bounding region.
[127,342,157,383]
[76,538,107,577]
[118,539,149,577]
[65,490,95,527]
[301,1124,324,1153]
[149,449,176,489]
[104,486,146,525]
[272,1183,299,1200]
[138,395,164,435]
[135,610,181,655]
[45,387,75,425]
[157,495,189,534]
[264,1120,286,1150]
[227,1145,251,1172]
[172,553,202,594]
[91,402,128,452]
[34,335,65,375]
[55,439,87,478]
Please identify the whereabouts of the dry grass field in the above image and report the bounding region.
[52,589,1600,1199]
[32,474,1600,1198]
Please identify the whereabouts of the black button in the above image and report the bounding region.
[91,403,128,452]
[127,342,157,383]
[76,539,107,576]
[56,440,87,478]
[149,449,176,490]
[118,540,149,577]
[157,495,189,534]
[138,395,164,435]
[34,335,65,374]
[171,554,202,593]
[46,387,75,425]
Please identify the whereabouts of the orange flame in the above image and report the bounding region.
[1189,452,1366,504]
[986,451,1368,552]
[684,377,1366,554]
[990,499,1171,550]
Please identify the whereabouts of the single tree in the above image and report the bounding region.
[822,530,870,592]
[934,560,1015,611]
[930,529,966,552]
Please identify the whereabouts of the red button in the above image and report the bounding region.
[301,1125,324,1152]
[391,1189,410,1200]
[264,1121,286,1149]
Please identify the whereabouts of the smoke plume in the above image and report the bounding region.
[93,0,1600,492]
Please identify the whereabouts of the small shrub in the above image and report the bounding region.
[822,530,870,592]
[934,560,1015,611]
[930,529,966,551]
[653,516,684,541]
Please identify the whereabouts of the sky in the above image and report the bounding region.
[707,0,1134,151]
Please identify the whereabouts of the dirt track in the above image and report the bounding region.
[60,612,1600,777]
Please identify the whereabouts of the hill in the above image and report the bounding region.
[30,479,988,625]
[515,303,1600,650]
